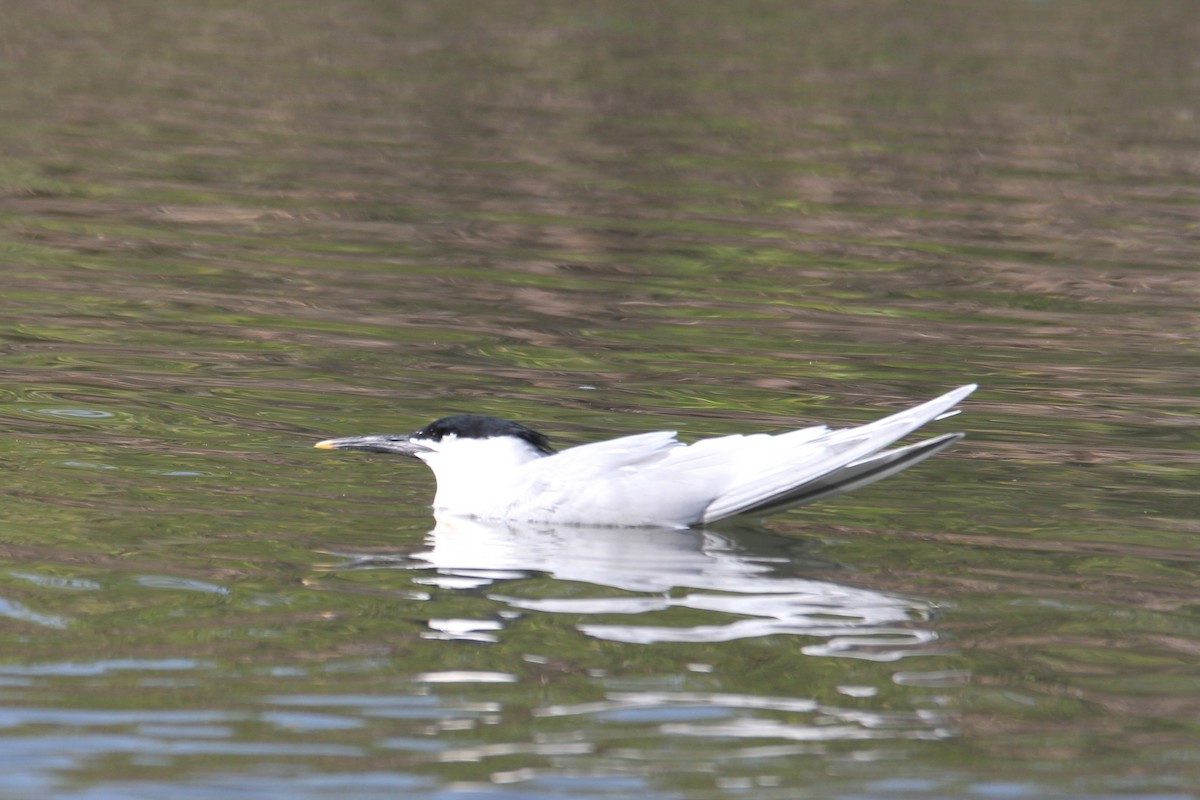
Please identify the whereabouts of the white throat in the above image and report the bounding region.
[417,435,549,518]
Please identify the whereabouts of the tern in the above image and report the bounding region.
[315,384,976,528]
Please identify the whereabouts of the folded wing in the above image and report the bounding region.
[506,384,976,527]
[696,384,976,523]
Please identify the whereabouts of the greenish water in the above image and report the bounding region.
[1,2,1199,798]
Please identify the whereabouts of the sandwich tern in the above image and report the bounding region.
[314,384,976,528]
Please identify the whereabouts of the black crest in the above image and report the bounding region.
[414,415,555,455]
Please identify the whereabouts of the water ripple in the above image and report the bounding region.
[331,517,937,658]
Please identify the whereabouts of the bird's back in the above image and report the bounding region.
[493,384,975,527]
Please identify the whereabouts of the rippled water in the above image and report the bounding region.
[1,3,1199,799]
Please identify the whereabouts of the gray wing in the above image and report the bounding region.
[505,384,975,527]
[696,384,976,523]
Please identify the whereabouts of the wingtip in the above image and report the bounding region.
[940,383,978,405]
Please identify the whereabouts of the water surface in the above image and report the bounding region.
[1,3,1199,798]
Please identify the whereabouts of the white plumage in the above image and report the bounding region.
[315,384,976,528]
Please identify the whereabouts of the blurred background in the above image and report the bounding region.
[0,2,1198,798]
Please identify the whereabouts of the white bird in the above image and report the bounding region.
[314,384,976,528]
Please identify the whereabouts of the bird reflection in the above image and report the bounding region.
[332,516,940,660]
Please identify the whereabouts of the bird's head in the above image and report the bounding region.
[314,414,555,462]
[315,415,556,515]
